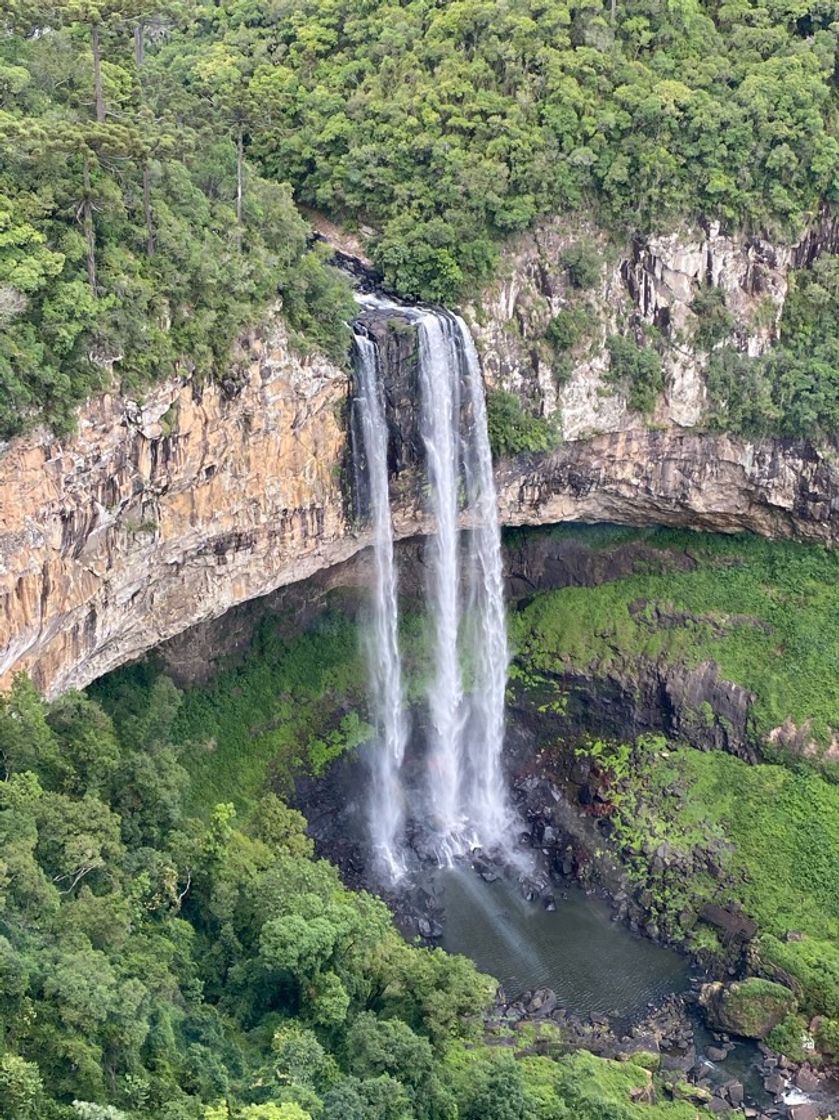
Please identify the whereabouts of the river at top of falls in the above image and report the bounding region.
[351,296,514,880]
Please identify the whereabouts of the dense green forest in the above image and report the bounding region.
[0,2,356,438]
[3,0,839,436]
[704,250,839,438]
[0,669,704,1119]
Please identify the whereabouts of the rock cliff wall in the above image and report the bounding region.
[1,231,838,698]
[0,314,358,696]
[468,218,794,437]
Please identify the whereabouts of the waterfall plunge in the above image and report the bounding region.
[352,303,513,879]
[418,312,512,859]
[351,331,409,880]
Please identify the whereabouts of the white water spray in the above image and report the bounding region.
[417,314,469,848]
[459,319,511,848]
[418,311,512,858]
[353,300,513,874]
[352,331,409,880]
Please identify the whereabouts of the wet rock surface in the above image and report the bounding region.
[293,733,837,1117]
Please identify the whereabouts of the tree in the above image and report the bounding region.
[0,1054,44,1120]
[189,42,253,245]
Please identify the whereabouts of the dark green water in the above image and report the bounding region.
[439,867,692,1019]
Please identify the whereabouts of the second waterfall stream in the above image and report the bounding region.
[352,299,513,880]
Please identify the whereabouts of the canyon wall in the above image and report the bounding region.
[468,218,795,437]
[2,231,838,698]
[0,315,358,697]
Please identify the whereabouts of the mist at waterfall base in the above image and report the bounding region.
[351,299,514,880]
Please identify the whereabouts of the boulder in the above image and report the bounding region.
[723,1079,744,1106]
[789,1105,818,1120]
[526,988,558,1017]
[699,979,797,1039]
[794,1068,820,1094]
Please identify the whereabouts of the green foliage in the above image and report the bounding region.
[510,530,839,747]
[566,734,839,1022]
[715,978,798,1038]
[605,334,664,414]
[485,389,558,460]
[92,614,368,814]
[690,286,734,351]
[0,13,354,437]
[705,254,839,440]
[814,1016,839,1058]
[560,242,602,291]
[545,307,589,354]
[308,711,373,777]
[766,1014,814,1063]
[5,1,839,433]
[509,528,839,1031]
[0,672,700,1118]
[145,0,839,304]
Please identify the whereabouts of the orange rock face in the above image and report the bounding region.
[0,317,360,697]
[1,308,837,699]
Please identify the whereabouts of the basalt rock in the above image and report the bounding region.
[0,313,355,696]
[2,232,839,697]
[700,980,798,1040]
[468,218,796,436]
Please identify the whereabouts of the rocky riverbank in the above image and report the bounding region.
[293,740,838,1118]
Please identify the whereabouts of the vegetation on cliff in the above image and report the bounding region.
[4,1,839,436]
[567,735,839,1028]
[0,671,703,1119]
[0,6,355,438]
[485,389,558,459]
[509,528,839,1049]
[152,0,839,303]
[705,251,839,439]
[511,528,839,753]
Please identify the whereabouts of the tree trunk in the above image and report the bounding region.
[235,125,244,250]
[143,165,155,256]
[82,160,98,294]
[134,21,145,67]
[610,0,617,23]
[92,24,106,122]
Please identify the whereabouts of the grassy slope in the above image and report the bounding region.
[93,612,370,818]
[510,530,839,1028]
[591,738,839,1019]
[97,528,839,1029]
[511,529,839,749]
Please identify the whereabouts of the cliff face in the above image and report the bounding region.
[496,430,838,542]
[2,232,838,699]
[0,314,358,697]
[468,219,793,437]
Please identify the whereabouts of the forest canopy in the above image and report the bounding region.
[0,669,703,1120]
[2,0,839,434]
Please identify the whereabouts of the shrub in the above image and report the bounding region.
[605,334,664,413]
[690,285,734,350]
[546,307,589,353]
[560,242,602,290]
[485,390,558,459]
[766,1014,814,1063]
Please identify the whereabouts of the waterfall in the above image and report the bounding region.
[351,330,409,881]
[352,299,513,876]
[459,320,511,849]
[418,311,511,858]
